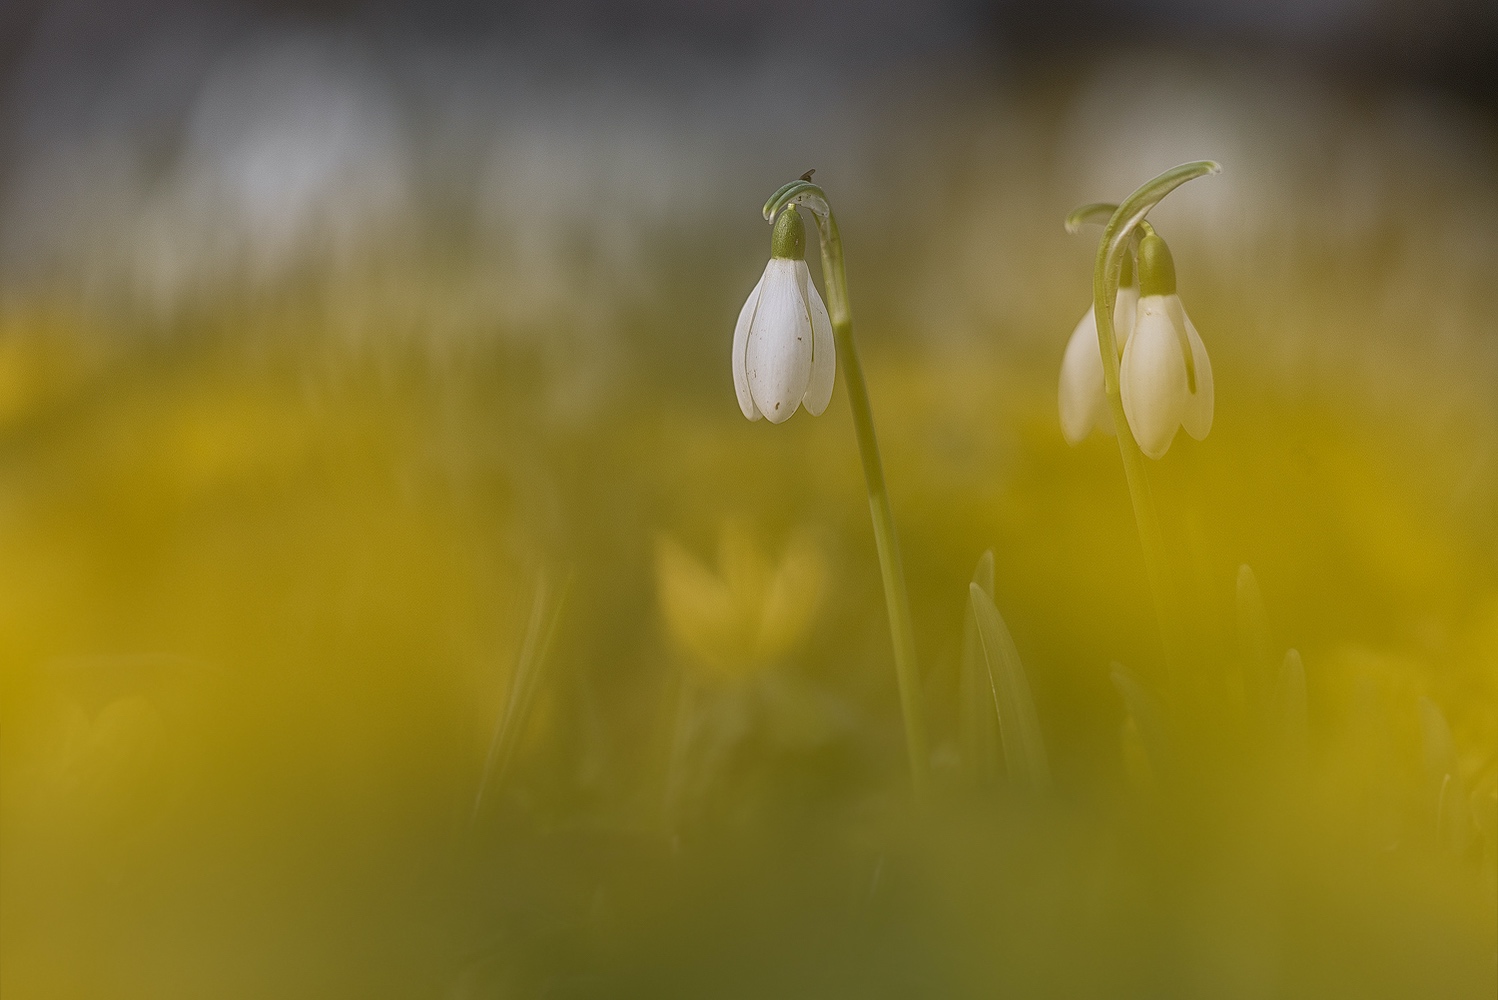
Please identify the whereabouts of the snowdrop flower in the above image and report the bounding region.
[1059,253,1137,444]
[732,206,835,423]
[1120,233,1213,459]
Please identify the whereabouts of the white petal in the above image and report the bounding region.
[732,271,765,420]
[798,260,836,416]
[746,259,813,424]
[1180,306,1214,441]
[1121,294,1188,460]
[1056,285,1136,445]
[1058,306,1109,445]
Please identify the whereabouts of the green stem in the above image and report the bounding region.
[1107,399,1181,681]
[764,182,928,795]
[1086,161,1220,698]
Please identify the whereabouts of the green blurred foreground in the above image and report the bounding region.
[1,152,1497,1000]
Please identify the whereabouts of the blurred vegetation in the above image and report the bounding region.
[1,64,1496,999]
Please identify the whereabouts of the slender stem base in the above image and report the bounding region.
[835,318,929,796]
[1105,389,1182,696]
[760,186,929,797]
[1085,163,1218,702]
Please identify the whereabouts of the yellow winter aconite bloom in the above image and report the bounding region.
[654,523,826,679]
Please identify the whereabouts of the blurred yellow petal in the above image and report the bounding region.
[655,524,825,680]
[757,536,826,661]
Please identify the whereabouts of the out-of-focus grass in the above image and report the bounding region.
[1,72,1497,998]
[2,282,1492,996]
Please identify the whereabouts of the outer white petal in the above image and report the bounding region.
[1121,294,1188,460]
[1058,306,1108,445]
[798,260,836,416]
[732,271,765,420]
[1056,287,1136,445]
[1179,305,1214,441]
[746,259,813,424]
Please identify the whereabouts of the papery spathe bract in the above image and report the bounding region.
[732,208,835,423]
[1120,292,1213,459]
[1059,282,1137,444]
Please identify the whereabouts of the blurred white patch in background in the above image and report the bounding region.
[0,26,877,346]
[166,38,407,290]
[3,31,411,311]
[0,13,1494,415]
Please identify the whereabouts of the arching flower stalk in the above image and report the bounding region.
[1063,162,1220,692]
[742,174,929,795]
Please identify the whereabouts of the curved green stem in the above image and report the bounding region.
[765,181,929,795]
[1087,161,1220,697]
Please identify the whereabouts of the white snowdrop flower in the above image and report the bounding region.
[732,207,835,423]
[1120,233,1213,459]
[1059,253,1137,444]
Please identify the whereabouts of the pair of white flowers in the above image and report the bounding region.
[730,205,1212,464]
[1059,233,1213,459]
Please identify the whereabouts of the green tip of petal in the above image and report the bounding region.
[1138,233,1176,296]
[770,207,806,260]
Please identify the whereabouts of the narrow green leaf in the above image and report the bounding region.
[1110,662,1169,781]
[1279,648,1308,754]
[959,551,999,783]
[1235,564,1272,715]
[1418,697,1459,779]
[473,567,572,822]
[1419,696,1471,852]
[969,583,1050,790]
[971,549,994,600]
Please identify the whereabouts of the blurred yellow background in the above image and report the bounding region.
[0,2,1495,996]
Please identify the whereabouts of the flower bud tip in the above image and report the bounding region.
[770,207,806,260]
[1138,233,1176,297]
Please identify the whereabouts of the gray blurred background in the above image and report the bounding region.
[1,0,1495,392]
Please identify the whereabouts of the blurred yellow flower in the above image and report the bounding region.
[654,523,826,679]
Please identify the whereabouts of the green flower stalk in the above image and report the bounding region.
[1063,161,1220,689]
[737,174,928,795]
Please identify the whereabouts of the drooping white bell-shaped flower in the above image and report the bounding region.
[1119,233,1213,459]
[732,207,836,423]
[1059,253,1137,445]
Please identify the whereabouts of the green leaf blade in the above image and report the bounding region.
[969,583,1050,791]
